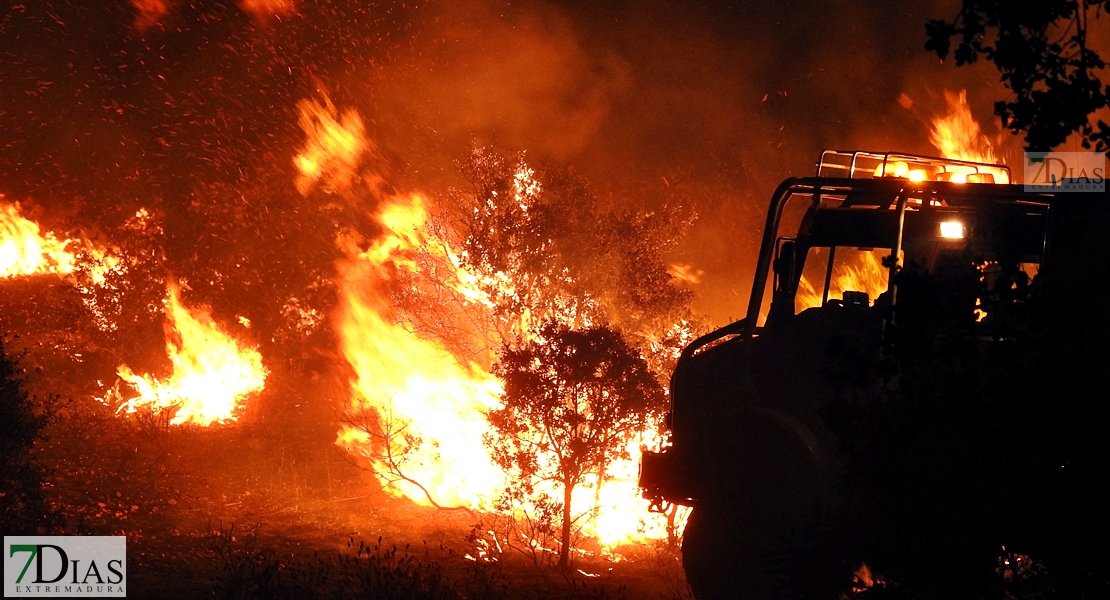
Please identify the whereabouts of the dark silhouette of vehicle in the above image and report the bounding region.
[639,150,1107,599]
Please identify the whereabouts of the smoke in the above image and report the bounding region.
[374,1,633,161]
[129,0,172,30]
[366,0,1014,322]
[0,0,1018,328]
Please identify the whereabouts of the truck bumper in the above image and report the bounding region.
[639,449,696,507]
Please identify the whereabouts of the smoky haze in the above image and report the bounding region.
[1,0,1012,325]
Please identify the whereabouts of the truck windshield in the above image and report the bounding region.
[795,247,892,314]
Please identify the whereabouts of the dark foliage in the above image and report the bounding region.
[925,1,1110,151]
[0,340,55,534]
[213,528,459,600]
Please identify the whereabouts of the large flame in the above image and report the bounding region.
[336,194,507,510]
[1,202,77,278]
[929,90,1009,183]
[114,284,267,426]
[335,193,677,548]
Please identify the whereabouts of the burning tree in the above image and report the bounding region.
[486,321,664,567]
[450,146,699,367]
[275,90,701,551]
[334,170,691,551]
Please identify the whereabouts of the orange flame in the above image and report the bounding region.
[1,202,77,278]
[114,284,267,426]
[796,249,889,312]
[929,90,1009,183]
[577,433,684,548]
[334,193,680,548]
[293,96,368,196]
[1,200,132,332]
[336,194,506,510]
[852,562,884,591]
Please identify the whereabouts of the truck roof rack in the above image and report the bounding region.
[818,149,1011,184]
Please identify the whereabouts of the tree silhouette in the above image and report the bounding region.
[926,1,1110,151]
[486,321,664,567]
[0,340,54,534]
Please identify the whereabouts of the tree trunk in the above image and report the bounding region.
[559,479,574,567]
[666,503,678,548]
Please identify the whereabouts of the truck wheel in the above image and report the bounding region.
[680,415,848,599]
[682,500,848,600]
[682,500,811,600]
[682,501,765,600]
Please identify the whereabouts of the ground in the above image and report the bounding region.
[29,418,692,600]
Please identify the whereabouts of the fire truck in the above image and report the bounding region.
[639,151,1109,599]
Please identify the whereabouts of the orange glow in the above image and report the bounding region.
[1,202,77,278]
[113,284,267,426]
[130,0,170,29]
[875,161,909,178]
[667,263,703,285]
[240,0,295,17]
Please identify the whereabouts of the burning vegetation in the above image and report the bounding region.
[0,202,77,278]
[4,1,1104,598]
[317,96,697,555]
[108,283,268,426]
[0,75,699,587]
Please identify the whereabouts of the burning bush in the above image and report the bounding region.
[327,132,698,555]
[487,321,664,567]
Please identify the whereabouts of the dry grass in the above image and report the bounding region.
[34,419,692,599]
